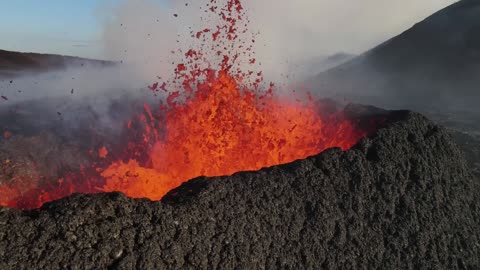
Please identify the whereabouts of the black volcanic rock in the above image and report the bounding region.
[0,110,479,269]
[311,0,480,110]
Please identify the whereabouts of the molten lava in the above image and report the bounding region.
[99,70,366,200]
[0,0,377,209]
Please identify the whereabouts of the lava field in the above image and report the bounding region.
[1,108,479,269]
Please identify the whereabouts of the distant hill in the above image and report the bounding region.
[310,0,480,111]
[0,49,113,78]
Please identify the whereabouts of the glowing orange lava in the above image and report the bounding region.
[0,0,376,209]
[99,70,366,200]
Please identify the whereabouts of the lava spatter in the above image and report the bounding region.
[98,0,368,200]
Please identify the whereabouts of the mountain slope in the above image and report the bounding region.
[311,0,480,111]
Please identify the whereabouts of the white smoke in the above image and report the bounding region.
[0,0,458,108]
[98,0,457,82]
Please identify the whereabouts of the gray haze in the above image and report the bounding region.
[0,0,460,108]
[99,0,457,82]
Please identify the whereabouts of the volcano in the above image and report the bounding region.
[0,108,479,269]
[1,0,479,268]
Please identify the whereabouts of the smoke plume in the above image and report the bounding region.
[99,0,457,81]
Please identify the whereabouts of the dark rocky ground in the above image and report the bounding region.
[0,110,478,269]
[425,109,480,179]
[452,130,480,176]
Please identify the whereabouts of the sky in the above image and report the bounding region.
[0,0,106,58]
[0,0,456,61]
[0,0,166,59]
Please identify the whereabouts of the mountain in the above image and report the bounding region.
[0,49,113,78]
[310,0,480,111]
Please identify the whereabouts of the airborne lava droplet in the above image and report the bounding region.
[3,131,12,139]
[148,82,159,91]
[98,147,109,159]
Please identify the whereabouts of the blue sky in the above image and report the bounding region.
[0,0,176,59]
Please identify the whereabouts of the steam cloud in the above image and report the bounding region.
[99,0,457,82]
[0,0,459,119]
[0,0,457,103]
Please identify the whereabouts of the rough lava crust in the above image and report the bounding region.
[0,108,479,269]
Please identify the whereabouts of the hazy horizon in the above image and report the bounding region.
[0,0,457,61]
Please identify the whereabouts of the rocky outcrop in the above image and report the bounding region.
[0,110,479,269]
